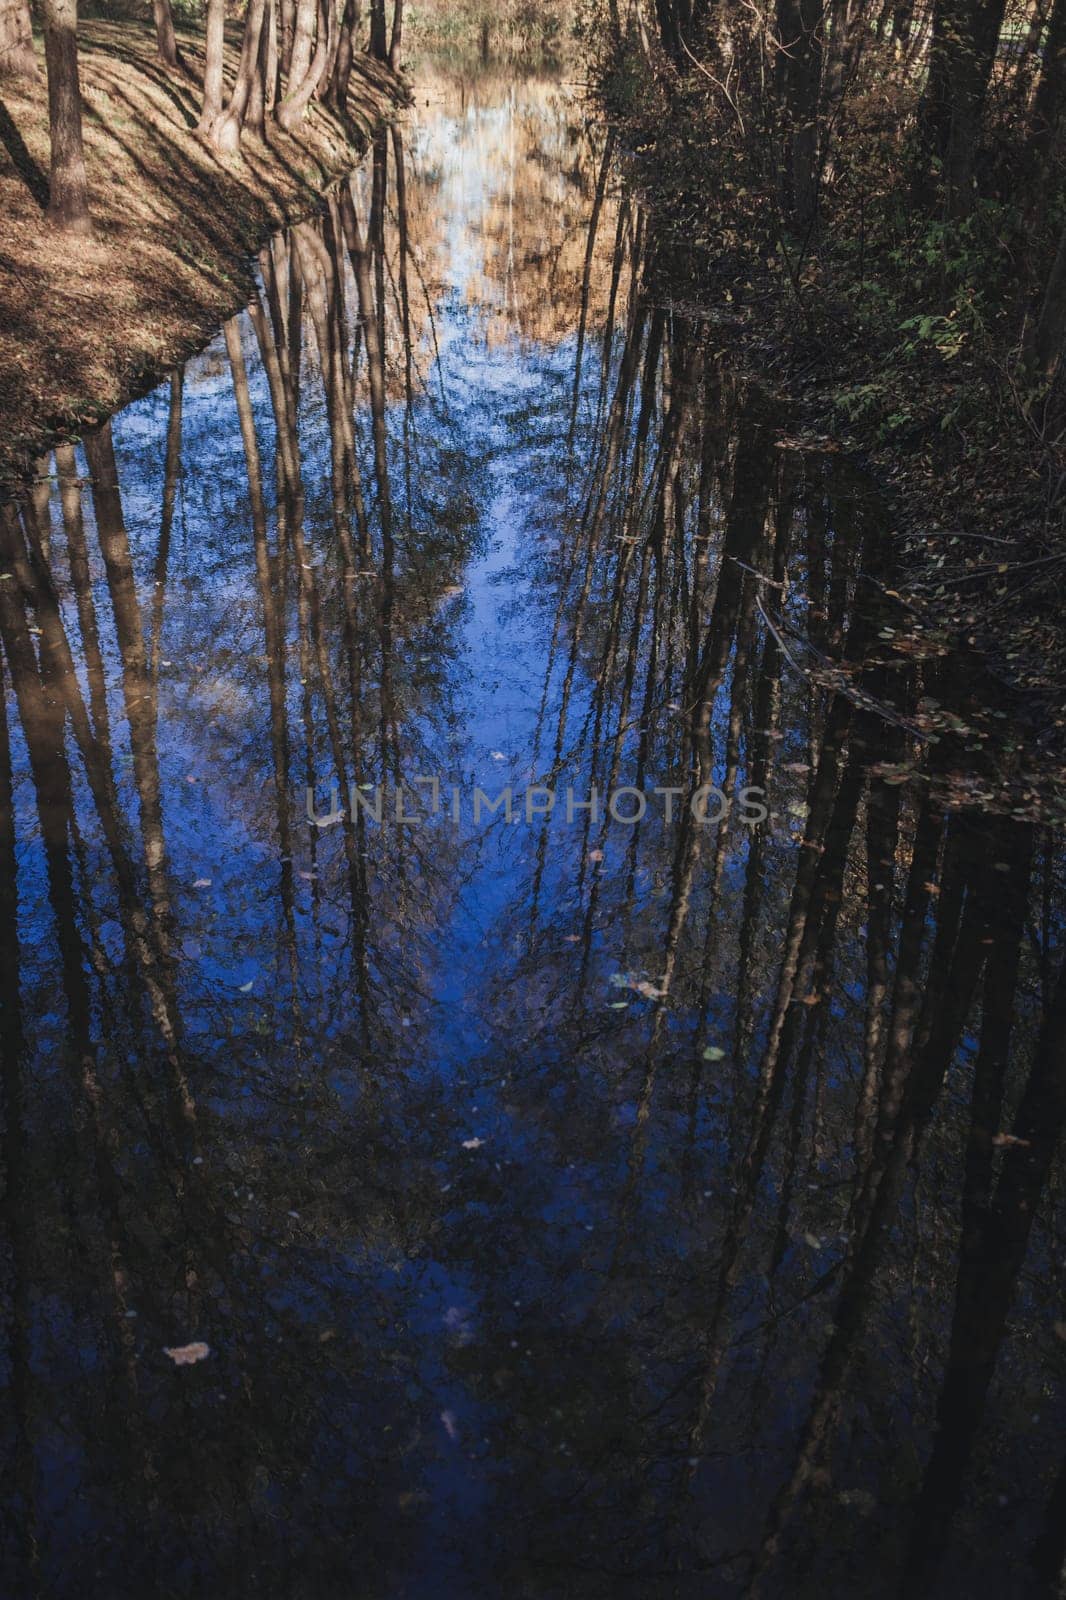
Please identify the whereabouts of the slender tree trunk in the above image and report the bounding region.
[776,0,824,224]
[277,0,329,129]
[152,0,179,68]
[388,0,403,69]
[1026,216,1066,377]
[279,0,295,75]
[0,0,37,74]
[198,0,225,131]
[1030,0,1066,162]
[208,0,266,150]
[369,0,386,58]
[286,0,317,88]
[247,0,276,131]
[41,0,90,233]
[328,0,358,109]
[1011,0,1049,104]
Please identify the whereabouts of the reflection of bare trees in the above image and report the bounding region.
[471,209,1066,1591]
[0,121,486,1594]
[2,78,1066,1600]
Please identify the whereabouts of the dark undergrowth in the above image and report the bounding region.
[591,32,1066,706]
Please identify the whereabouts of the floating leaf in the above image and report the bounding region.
[164,1341,210,1366]
[703,1046,726,1061]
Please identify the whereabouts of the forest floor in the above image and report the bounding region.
[600,61,1066,711]
[0,21,407,483]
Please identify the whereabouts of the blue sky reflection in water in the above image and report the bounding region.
[2,68,1066,1600]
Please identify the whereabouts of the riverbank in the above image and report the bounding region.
[0,20,407,484]
[595,53,1066,706]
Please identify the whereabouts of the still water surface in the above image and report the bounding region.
[2,68,1065,1600]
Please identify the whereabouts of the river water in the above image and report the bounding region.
[1,67,1065,1599]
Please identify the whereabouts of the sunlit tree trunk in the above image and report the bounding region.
[388,0,403,68]
[41,0,89,232]
[277,0,329,128]
[246,0,276,132]
[198,0,225,131]
[327,0,358,110]
[209,0,267,149]
[152,0,179,68]
[286,0,317,88]
[0,0,36,74]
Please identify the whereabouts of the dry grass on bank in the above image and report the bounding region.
[0,21,405,482]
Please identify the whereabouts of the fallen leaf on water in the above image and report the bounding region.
[564,934,580,943]
[588,849,604,863]
[992,1132,1032,1149]
[804,1233,823,1251]
[239,981,253,993]
[631,979,665,1000]
[703,1046,726,1062]
[441,1409,459,1441]
[461,1137,484,1150]
[192,878,211,889]
[164,1341,210,1366]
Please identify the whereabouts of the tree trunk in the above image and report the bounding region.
[247,0,276,131]
[1030,0,1066,163]
[369,0,386,58]
[0,0,37,75]
[278,0,295,75]
[327,0,358,109]
[1011,0,1048,104]
[277,0,329,128]
[152,0,179,69]
[776,0,824,225]
[41,0,90,233]
[944,0,1009,214]
[1026,217,1066,378]
[208,0,266,150]
[286,0,317,88]
[198,0,225,131]
[388,0,403,69]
